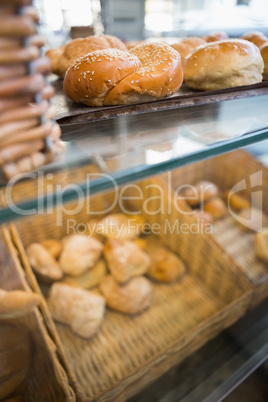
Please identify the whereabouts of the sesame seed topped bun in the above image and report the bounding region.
[64,42,183,106]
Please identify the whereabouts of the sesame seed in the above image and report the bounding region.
[89,78,92,80]
[135,80,139,83]
[92,71,95,75]
[169,78,172,81]
[85,95,89,97]
[118,67,121,70]
[98,59,101,62]
[131,80,134,84]
[194,63,197,67]
[108,79,111,82]
[78,78,81,82]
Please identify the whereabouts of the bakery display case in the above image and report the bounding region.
[0,1,268,401]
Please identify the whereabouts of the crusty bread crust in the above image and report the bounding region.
[184,39,264,91]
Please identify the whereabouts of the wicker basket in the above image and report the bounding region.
[160,149,268,308]
[0,226,75,401]
[5,173,252,401]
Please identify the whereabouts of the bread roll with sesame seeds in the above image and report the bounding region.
[184,39,264,91]
[64,42,183,106]
[104,42,183,105]
[63,49,140,106]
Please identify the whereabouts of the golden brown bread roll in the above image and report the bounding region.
[64,42,183,106]
[100,275,152,315]
[260,42,268,80]
[98,213,144,240]
[225,191,250,210]
[59,234,103,276]
[64,48,140,106]
[0,289,40,319]
[40,239,63,259]
[171,37,206,63]
[62,259,107,289]
[45,46,64,77]
[147,247,186,283]
[241,31,267,48]
[184,39,264,91]
[203,31,229,42]
[47,283,105,338]
[104,239,151,283]
[0,323,31,400]
[204,197,227,219]
[105,42,184,105]
[27,243,63,283]
[255,228,268,263]
[237,208,268,231]
[183,180,219,207]
[46,34,127,77]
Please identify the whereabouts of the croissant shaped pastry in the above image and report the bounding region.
[104,239,151,283]
[26,243,63,283]
[100,275,152,315]
[47,283,106,338]
[59,234,103,276]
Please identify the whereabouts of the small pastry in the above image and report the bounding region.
[62,259,107,289]
[183,181,219,206]
[40,238,62,259]
[147,247,186,283]
[255,228,268,263]
[237,208,268,231]
[100,275,152,315]
[225,191,250,210]
[26,243,63,283]
[204,197,227,219]
[47,283,105,338]
[98,213,143,240]
[59,234,103,276]
[104,239,151,283]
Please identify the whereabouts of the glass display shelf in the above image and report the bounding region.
[0,95,268,224]
[130,299,268,402]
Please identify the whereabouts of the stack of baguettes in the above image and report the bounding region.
[0,0,64,181]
